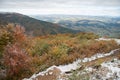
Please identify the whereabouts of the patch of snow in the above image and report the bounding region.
[23,65,57,80]
[23,49,119,80]
[101,59,120,79]
[96,38,120,45]
[85,67,93,72]
[115,39,120,45]
[82,49,119,63]
[57,59,81,73]
[84,59,120,80]
[57,49,118,73]
[82,58,89,62]
[49,72,53,75]
[96,38,112,41]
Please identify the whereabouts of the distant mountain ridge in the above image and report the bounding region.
[31,15,120,38]
[57,19,120,38]
[0,12,79,36]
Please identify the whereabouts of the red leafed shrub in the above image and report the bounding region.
[3,43,32,80]
[13,25,26,43]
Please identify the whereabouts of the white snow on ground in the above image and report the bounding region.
[23,65,58,80]
[57,59,81,73]
[83,48,119,62]
[56,49,119,73]
[101,59,120,79]
[23,38,120,80]
[23,48,119,80]
[96,38,120,45]
[115,39,120,45]
[85,59,120,80]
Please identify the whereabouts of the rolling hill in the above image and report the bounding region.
[0,13,79,36]
[31,15,120,38]
[57,19,120,38]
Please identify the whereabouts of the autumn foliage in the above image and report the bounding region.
[0,24,33,80]
[3,43,31,79]
[0,24,120,80]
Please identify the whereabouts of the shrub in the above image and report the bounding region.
[3,43,32,80]
[49,44,71,59]
[31,40,50,56]
[76,32,99,40]
[0,24,15,58]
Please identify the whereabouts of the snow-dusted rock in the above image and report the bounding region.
[24,66,64,80]
[101,59,120,79]
[84,58,120,80]
[23,49,120,80]
[57,59,81,73]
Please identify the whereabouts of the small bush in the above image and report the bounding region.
[0,25,14,57]
[68,70,90,80]
[3,43,32,80]
[31,40,50,56]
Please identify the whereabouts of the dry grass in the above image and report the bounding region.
[80,49,120,70]
[0,24,120,79]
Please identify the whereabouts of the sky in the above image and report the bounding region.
[0,0,120,16]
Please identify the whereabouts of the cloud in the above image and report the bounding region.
[1,0,120,8]
[0,0,120,16]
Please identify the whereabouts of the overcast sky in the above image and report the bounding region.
[0,0,120,16]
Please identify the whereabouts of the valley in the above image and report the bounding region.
[31,15,120,38]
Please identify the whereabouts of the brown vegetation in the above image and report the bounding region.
[0,24,119,79]
[3,43,32,80]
